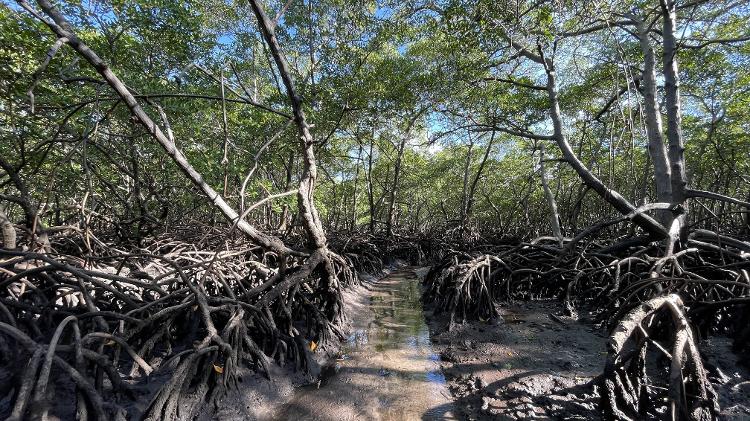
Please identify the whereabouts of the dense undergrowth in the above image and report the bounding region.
[0,226,364,420]
[1,218,749,420]
[423,223,750,420]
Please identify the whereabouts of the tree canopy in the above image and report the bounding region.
[1,1,749,419]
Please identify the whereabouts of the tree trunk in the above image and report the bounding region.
[250,1,327,250]
[351,143,362,230]
[367,132,376,233]
[0,206,16,250]
[636,16,673,225]
[543,58,667,239]
[539,144,563,246]
[386,137,406,238]
[661,0,689,242]
[465,130,495,227]
[250,0,346,324]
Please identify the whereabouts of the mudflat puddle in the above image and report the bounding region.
[273,270,456,420]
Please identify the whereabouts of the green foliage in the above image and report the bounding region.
[1,0,749,241]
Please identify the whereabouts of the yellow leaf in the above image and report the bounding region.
[309,341,317,352]
[104,339,116,346]
[213,364,224,374]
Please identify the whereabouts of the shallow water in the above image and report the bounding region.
[273,270,455,420]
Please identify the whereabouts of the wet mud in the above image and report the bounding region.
[425,299,750,420]
[271,270,456,420]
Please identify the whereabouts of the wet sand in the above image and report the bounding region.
[271,270,456,420]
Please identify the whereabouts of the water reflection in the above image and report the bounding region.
[274,270,454,420]
[344,273,447,385]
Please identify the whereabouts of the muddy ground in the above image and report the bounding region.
[423,297,750,421]
[210,266,750,420]
[425,299,604,421]
[9,265,745,420]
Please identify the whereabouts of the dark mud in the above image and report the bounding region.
[423,297,750,420]
[425,300,604,420]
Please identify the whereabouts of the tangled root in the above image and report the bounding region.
[0,231,370,419]
[602,294,719,421]
[423,253,504,323]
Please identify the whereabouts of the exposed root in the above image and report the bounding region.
[602,294,719,421]
[422,230,748,419]
[0,231,376,419]
[423,253,504,323]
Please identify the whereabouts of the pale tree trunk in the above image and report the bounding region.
[489,25,668,238]
[541,57,667,239]
[539,144,563,246]
[460,138,473,226]
[386,137,406,238]
[635,16,673,225]
[0,206,16,249]
[660,0,688,243]
[249,0,329,251]
[249,1,351,329]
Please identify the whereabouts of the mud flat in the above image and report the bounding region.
[423,299,750,420]
[270,269,456,420]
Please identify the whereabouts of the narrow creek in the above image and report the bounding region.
[273,269,456,420]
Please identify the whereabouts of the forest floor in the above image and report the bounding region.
[167,265,750,421]
[268,267,455,420]
[424,295,750,420]
[425,299,603,420]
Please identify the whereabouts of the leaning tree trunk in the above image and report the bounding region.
[24,0,297,257]
[541,56,668,240]
[250,1,326,248]
[249,0,348,328]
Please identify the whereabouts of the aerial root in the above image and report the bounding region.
[0,232,380,419]
[424,253,504,323]
[602,294,719,420]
